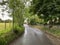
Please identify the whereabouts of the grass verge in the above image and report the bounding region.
[31,25,60,38]
[0,23,24,45]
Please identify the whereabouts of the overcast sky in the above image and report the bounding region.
[0,0,12,21]
[0,0,7,2]
[0,0,32,21]
[0,0,2,2]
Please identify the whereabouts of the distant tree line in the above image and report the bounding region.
[0,19,12,23]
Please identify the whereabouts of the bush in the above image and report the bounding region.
[0,29,16,45]
[30,19,37,25]
[0,25,24,45]
[13,25,24,35]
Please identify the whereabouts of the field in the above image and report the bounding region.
[0,23,12,35]
[0,23,12,30]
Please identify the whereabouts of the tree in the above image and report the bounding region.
[30,0,60,25]
[0,0,25,30]
[9,0,25,29]
[0,19,3,22]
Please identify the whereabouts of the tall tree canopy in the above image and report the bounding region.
[30,0,60,24]
[9,0,25,27]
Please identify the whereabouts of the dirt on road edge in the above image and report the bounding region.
[45,32,60,45]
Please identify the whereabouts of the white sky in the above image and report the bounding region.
[0,0,32,21]
[0,0,2,3]
[25,1,31,7]
[0,0,12,21]
[0,0,7,2]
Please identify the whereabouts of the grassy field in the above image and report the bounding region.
[0,23,12,30]
[0,23,12,35]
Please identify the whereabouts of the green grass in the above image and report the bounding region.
[45,26,60,37]
[32,25,60,38]
[0,23,12,35]
[0,23,24,45]
[0,23,12,30]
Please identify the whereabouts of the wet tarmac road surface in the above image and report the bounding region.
[9,24,53,45]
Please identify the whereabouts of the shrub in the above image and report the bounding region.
[13,25,24,35]
[30,19,37,25]
[0,25,24,45]
[0,29,16,45]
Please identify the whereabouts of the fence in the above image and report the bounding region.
[0,23,12,30]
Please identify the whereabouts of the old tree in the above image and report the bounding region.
[30,0,60,26]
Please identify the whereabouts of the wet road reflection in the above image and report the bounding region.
[10,24,54,45]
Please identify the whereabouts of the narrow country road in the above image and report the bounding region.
[9,24,54,45]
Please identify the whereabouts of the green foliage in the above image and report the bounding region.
[24,8,31,18]
[0,24,24,45]
[9,0,24,9]
[13,25,24,35]
[24,7,41,25]
[29,15,42,25]
[0,27,15,45]
[30,18,36,25]
[9,0,24,27]
[0,30,16,45]
[0,0,25,44]
[30,0,60,25]
[43,26,60,37]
